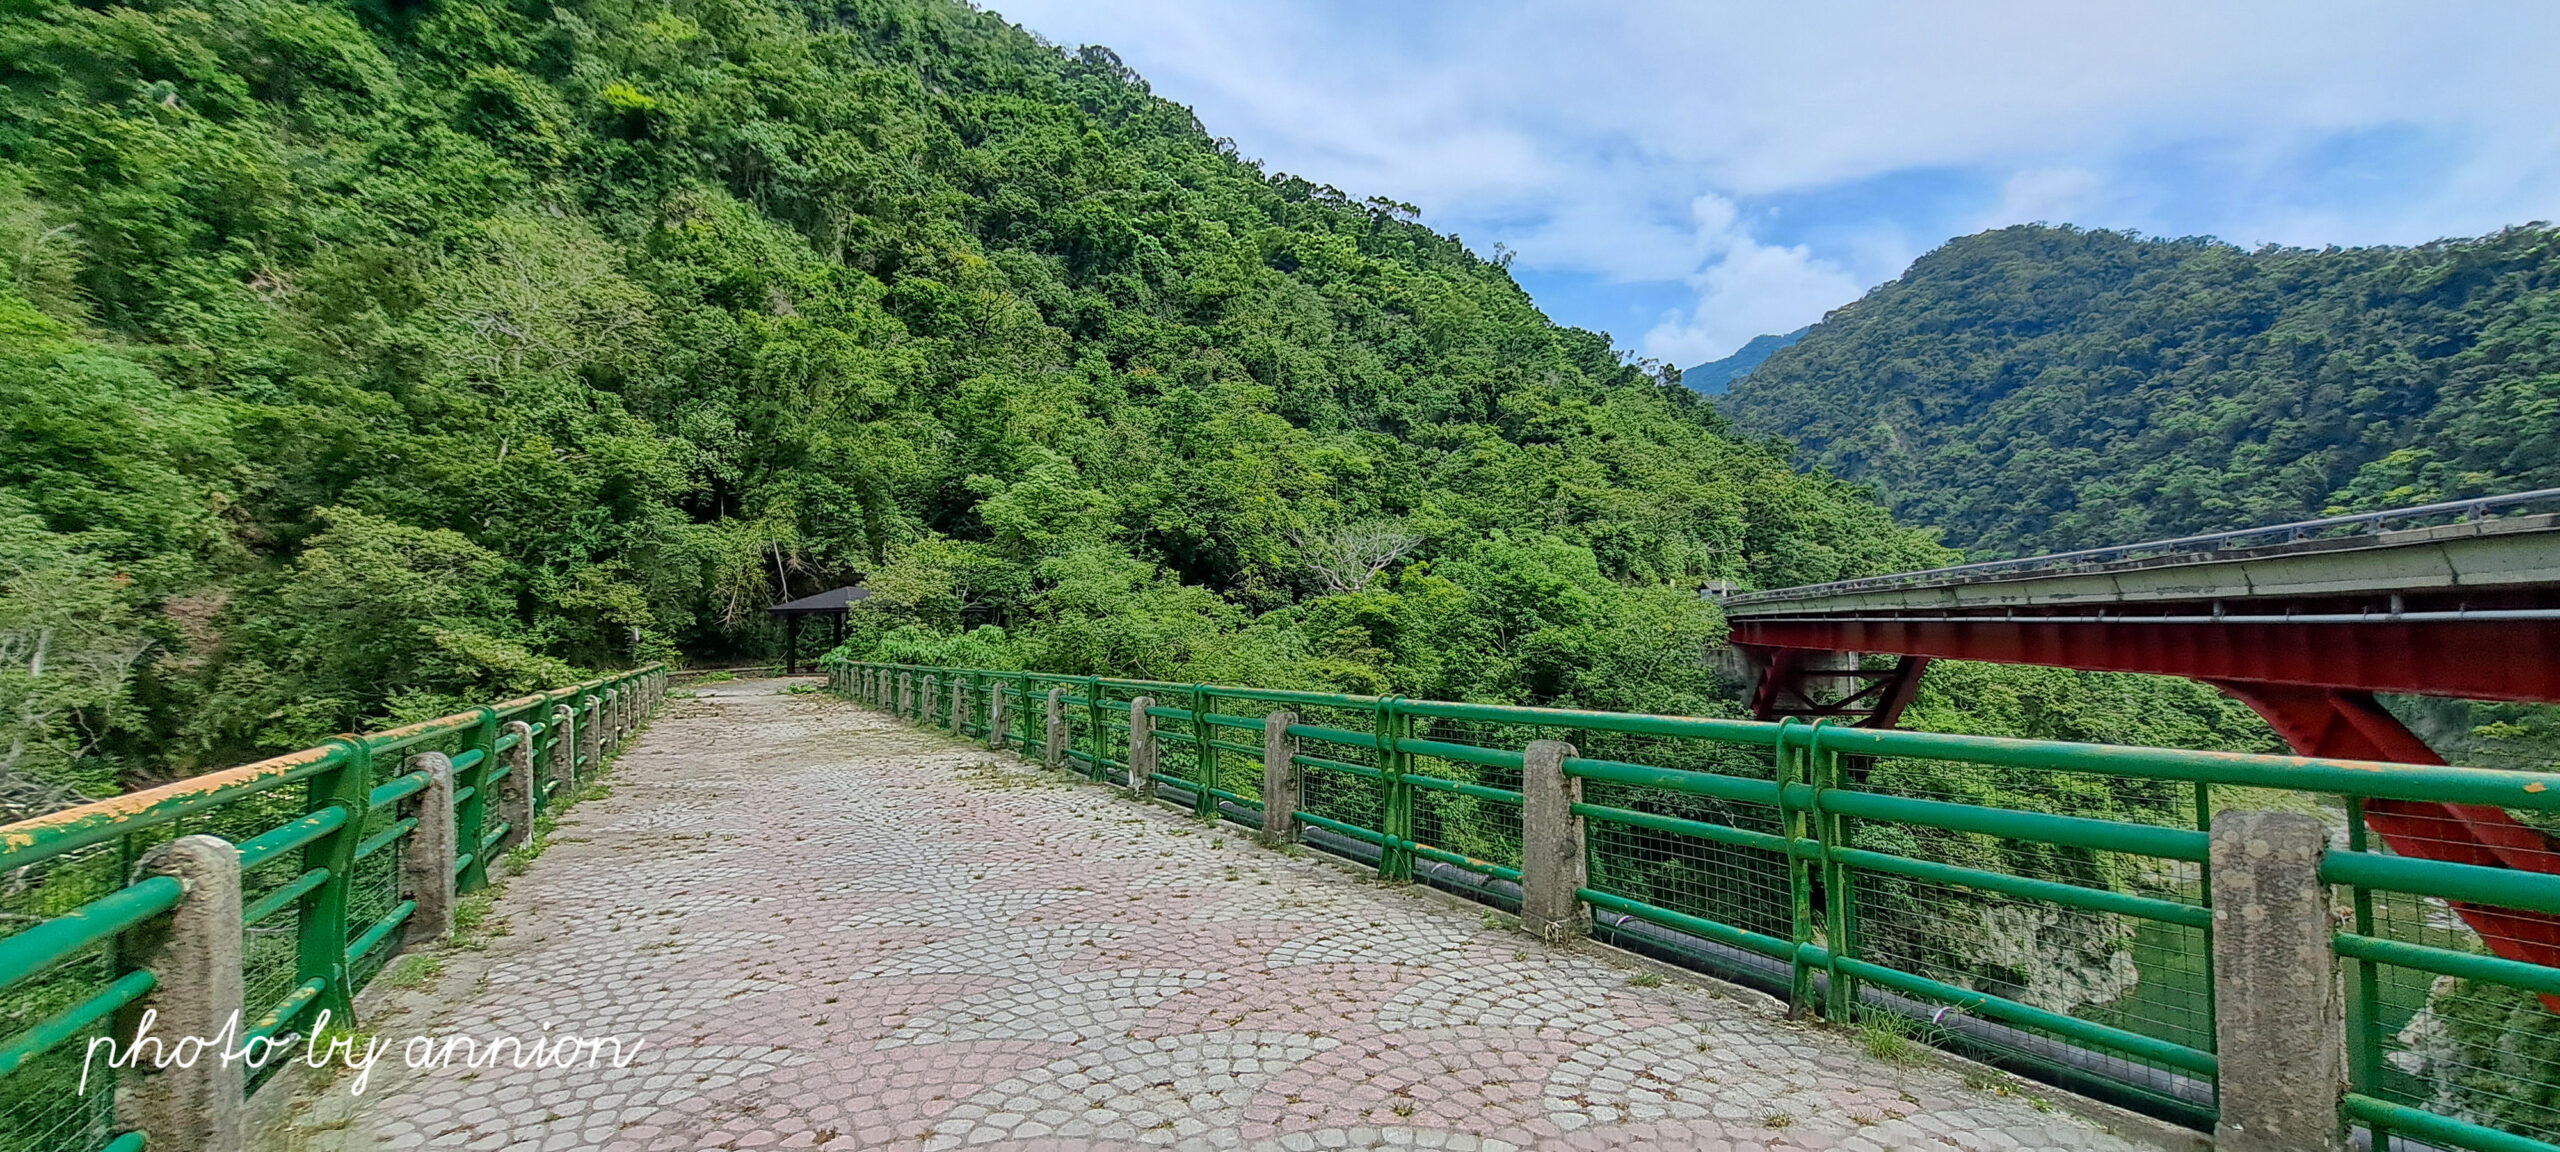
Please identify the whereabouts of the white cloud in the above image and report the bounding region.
[983,0,2560,359]
[1986,168,2107,231]
[1642,196,1869,364]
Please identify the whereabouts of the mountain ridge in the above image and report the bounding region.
[1679,325,1810,395]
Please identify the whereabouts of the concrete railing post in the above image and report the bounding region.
[989,688,1010,751]
[2210,810,2345,1152]
[951,678,971,737]
[1044,686,1068,768]
[1520,739,1587,942]
[898,673,912,717]
[114,834,245,1152]
[400,752,457,947]
[549,704,577,792]
[1260,711,1300,846]
[923,677,938,727]
[496,720,535,855]
[1128,697,1157,796]
[580,695,603,779]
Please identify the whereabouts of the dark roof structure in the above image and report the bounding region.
[767,585,873,616]
[767,585,869,673]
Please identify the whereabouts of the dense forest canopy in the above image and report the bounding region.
[0,0,1992,813]
[1722,224,2560,557]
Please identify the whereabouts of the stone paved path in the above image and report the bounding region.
[269,677,2181,1152]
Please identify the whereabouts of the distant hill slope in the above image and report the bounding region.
[1679,326,1808,395]
[1720,224,2560,557]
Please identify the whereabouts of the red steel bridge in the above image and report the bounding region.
[1722,488,2560,978]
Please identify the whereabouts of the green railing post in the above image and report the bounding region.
[1017,673,1034,749]
[1192,685,1217,820]
[1377,697,1414,883]
[2195,778,2220,1110]
[1812,721,1858,1023]
[2344,796,2383,1143]
[536,689,566,812]
[580,691,602,781]
[1086,676,1106,781]
[1778,718,1816,1019]
[297,735,372,1028]
[454,705,499,893]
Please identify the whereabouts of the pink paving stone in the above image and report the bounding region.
[659,971,1024,1047]
[1129,962,1431,1038]
[968,858,1157,892]
[1058,918,1333,975]
[625,1038,1084,1149]
[1246,1028,1588,1142]
[1018,884,1231,925]
[655,923,959,983]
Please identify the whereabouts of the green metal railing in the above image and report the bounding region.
[0,666,664,1152]
[836,657,2560,1149]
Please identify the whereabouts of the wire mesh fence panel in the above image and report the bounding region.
[0,838,124,1152]
[960,674,989,740]
[2350,862,2560,1147]
[1582,775,1794,948]
[1842,757,2216,1117]
[1152,691,1205,804]
[1846,866,2212,1115]
[1284,701,1385,842]
[1402,714,1527,877]
[1196,691,1262,812]
[343,748,427,995]
[1002,676,1038,750]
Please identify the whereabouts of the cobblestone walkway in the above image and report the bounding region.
[272,678,2180,1152]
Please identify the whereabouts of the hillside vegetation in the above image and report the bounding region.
[1723,224,2560,557]
[0,0,1976,812]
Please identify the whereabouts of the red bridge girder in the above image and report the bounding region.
[1727,616,2560,704]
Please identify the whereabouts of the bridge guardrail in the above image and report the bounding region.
[0,665,666,1152]
[835,657,2560,1152]
[1722,486,2560,607]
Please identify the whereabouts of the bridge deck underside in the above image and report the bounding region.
[277,679,2169,1152]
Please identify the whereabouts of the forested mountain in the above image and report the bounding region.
[0,0,1971,812]
[1679,326,1806,396]
[1722,224,2560,557]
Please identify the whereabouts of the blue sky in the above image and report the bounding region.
[983,0,2560,366]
